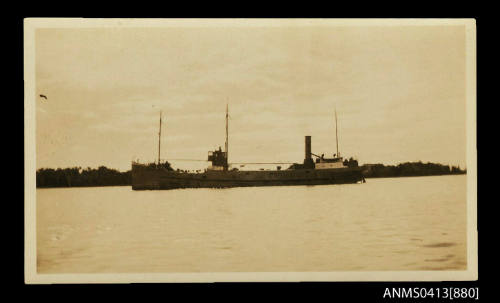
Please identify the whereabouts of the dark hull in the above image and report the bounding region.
[132,164,364,190]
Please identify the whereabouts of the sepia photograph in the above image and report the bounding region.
[24,18,477,283]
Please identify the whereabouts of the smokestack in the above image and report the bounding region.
[305,136,311,160]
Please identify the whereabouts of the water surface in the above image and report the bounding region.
[37,175,467,273]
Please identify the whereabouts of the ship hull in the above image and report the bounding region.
[132,164,364,190]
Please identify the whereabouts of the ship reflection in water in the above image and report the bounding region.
[37,175,466,273]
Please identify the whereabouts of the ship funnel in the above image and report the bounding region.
[304,136,314,168]
[305,136,311,160]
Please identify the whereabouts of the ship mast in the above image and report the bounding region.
[158,110,162,165]
[225,104,229,165]
[335,108,339,158]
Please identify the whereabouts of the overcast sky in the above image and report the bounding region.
[35,23,466,171]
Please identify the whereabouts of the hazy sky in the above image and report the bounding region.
[35,23,466,171]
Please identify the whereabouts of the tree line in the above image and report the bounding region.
[36,166,131,188]
[36,161,466,188]
[361,161,466,178]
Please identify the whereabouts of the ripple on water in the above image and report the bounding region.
[424,257,451,262]
[418,265,462,270]
[421,242,456,248]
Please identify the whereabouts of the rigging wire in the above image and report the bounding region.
[165,159,294,164]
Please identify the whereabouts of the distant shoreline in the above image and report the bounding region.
[364,173,466,179]
[35,162,466,188]
[360,162,466,179]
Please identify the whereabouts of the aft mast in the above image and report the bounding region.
[335,108,339,158]
[158,110,162,165]
[225,104,229,169]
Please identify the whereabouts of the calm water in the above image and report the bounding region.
[37,175,467,273]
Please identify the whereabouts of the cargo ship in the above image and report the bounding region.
[131,106,365,190]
